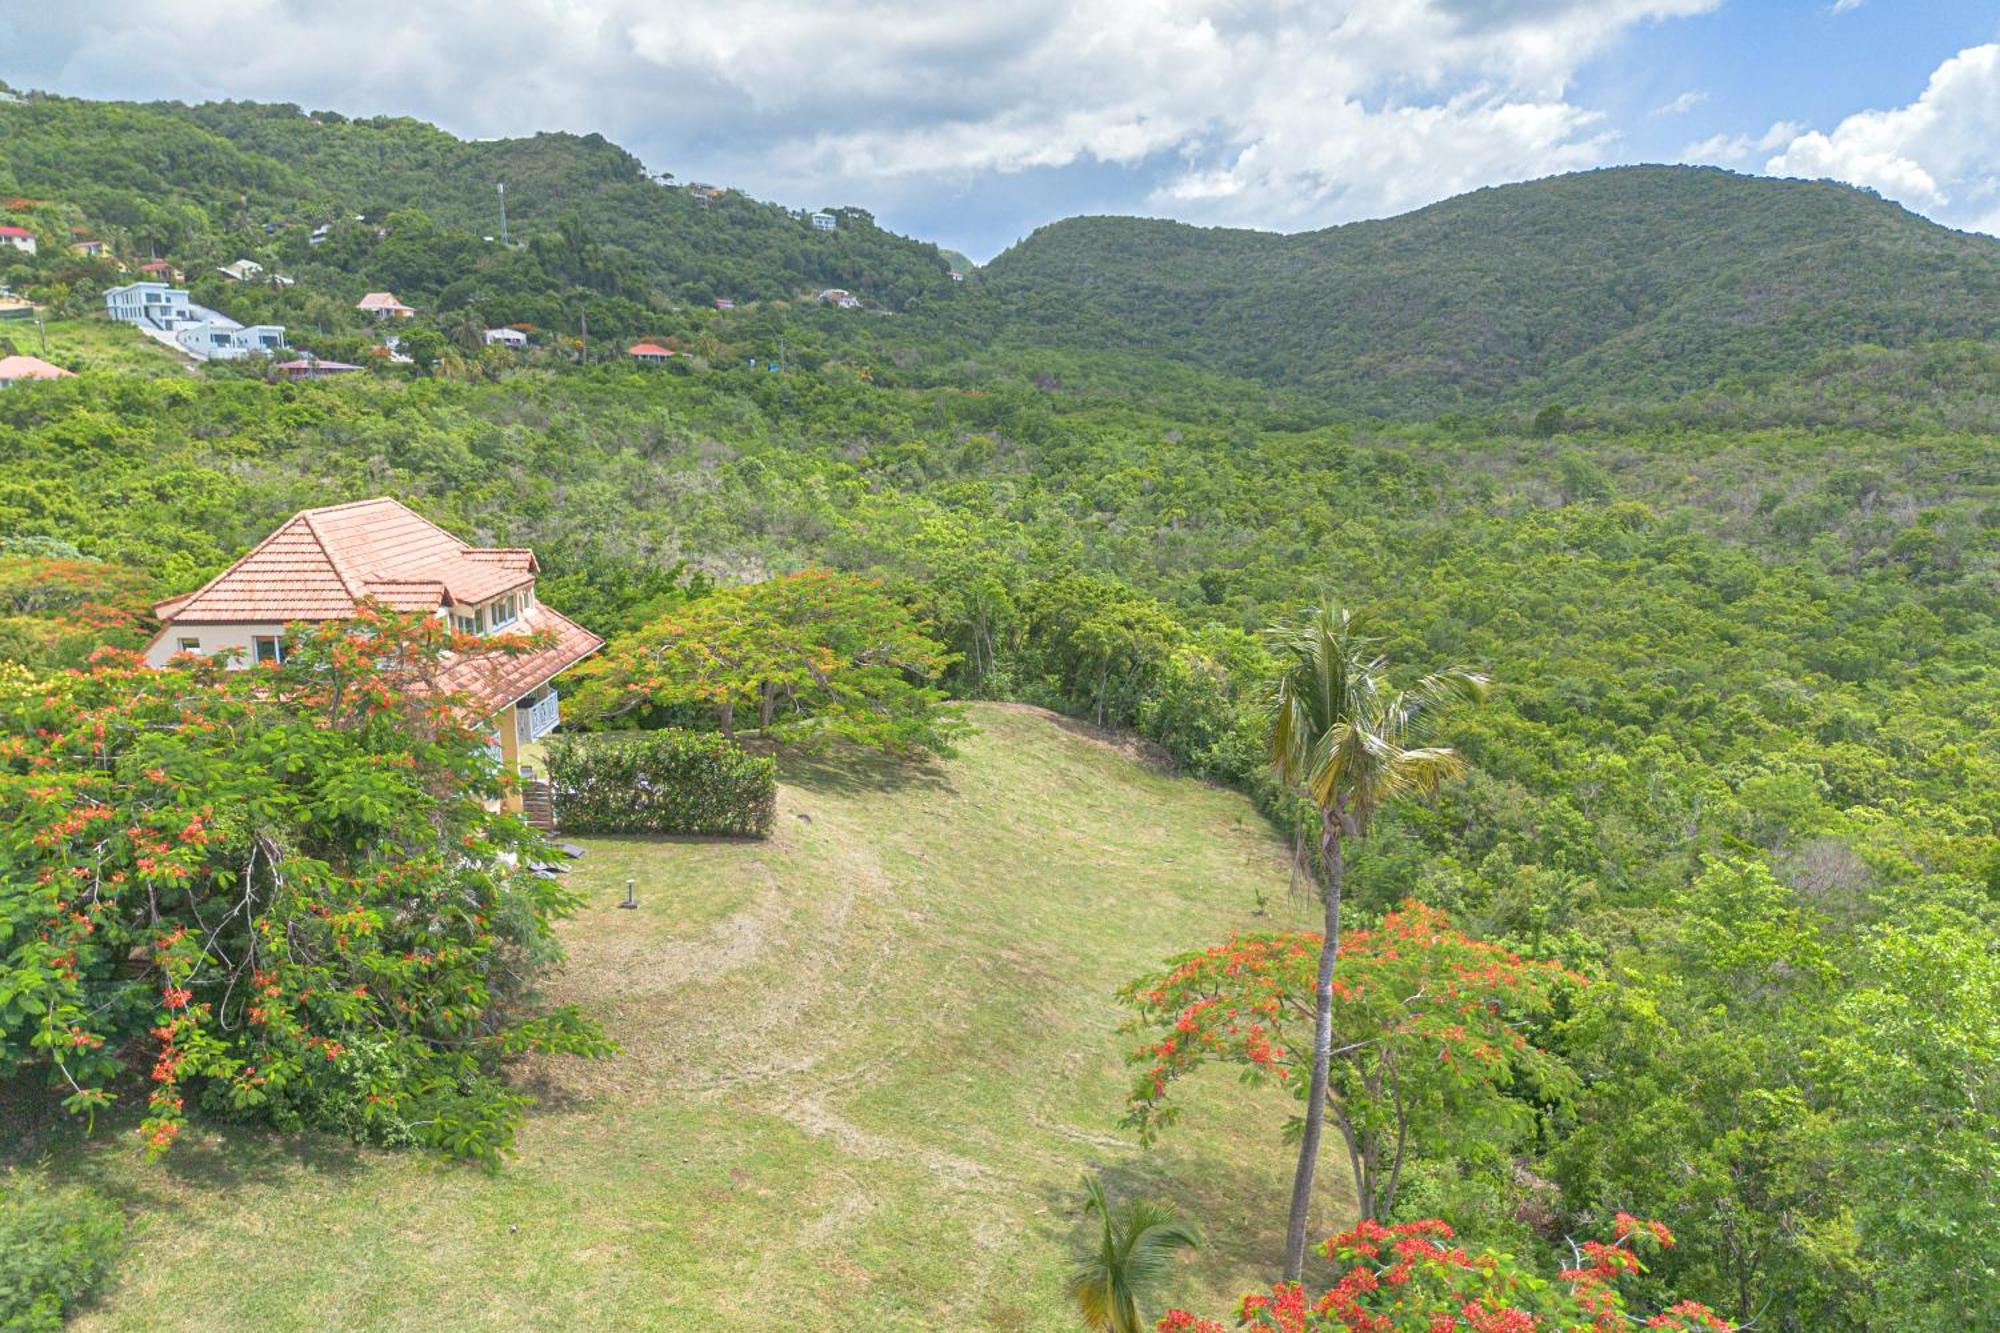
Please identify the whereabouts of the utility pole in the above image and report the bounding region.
[579,307,588,364]
[778,336,787,374]
[497,182,508,245]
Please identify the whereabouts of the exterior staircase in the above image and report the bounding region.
[521,778,557,833]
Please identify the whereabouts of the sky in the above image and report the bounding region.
[4,1,1999,261]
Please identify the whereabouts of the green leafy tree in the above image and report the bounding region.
[573,568,968,756]
[0,608,611,1161]
[1121,901,1577,1228]
[1264,604,1488,1279]
[1066,1175,1200,1333]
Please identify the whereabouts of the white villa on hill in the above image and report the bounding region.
[484,327,528,347]
[0,225,35,254]
[146,498,602,807]
[105,280,193,325]
[810,211,837,231]
[104,281,285,361]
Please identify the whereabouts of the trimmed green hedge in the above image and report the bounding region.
[545,730,776,837]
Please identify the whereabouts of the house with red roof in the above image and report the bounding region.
[138,260,185,283]
[0,225,36,255]
[627,341,674,363]
[0,355,74,387]
[146,498,602,809]
[273,355,362,380]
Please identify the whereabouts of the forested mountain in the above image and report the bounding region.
[982,166,2000,413]
[0,89,957,309]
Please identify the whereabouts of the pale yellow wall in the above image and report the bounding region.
[144,622,291,668]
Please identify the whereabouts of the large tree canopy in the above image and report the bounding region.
[0,609,610,1161]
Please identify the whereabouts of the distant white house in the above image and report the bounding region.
[0,225,37,255]
[218,259,264,282]
[810,211,837,232]
[483,327,528,348]
[309,224,332,246]
[817,288,861,309]
[357,291,416,318]
[174,321,287,361]
[104,281,193,326]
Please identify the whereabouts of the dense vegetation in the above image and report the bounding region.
[983,166,2000,415]
[2,85,1998,1332]
[545,730,778,837]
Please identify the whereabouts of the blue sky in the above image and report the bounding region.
[5,2,1999,261]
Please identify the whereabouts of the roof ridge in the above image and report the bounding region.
[296,509,370,603]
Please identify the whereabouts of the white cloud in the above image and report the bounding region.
[1680,120,1804,166]
[3,0,1725,248]
[1829,0,1868,13]
[1764,43,2000,227]
[1653,89,1707,116]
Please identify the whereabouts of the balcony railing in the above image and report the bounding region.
[516,689,561,745]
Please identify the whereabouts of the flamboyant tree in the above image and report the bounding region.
[1121,901,1579,1225]
[1156,1214,1733,1332]
[1264,604,1489,1279]
[0,607,610,1161]
[572,567,967,756]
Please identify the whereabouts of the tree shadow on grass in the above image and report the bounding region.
[40,1112,377,1218]
[778,746,956,797]
[1033,1146,1350,1310]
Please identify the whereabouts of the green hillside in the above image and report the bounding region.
[0,90,956,311]
[51,706,1313,1331]
[981,166,2000,412]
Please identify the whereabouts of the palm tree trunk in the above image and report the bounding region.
[1282,804,1344,1281]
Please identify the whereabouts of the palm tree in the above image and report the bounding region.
[1266,603,1488,1281]
[1066,1174,1200,1333]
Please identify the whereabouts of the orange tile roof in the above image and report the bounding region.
[156,497,538,623]
[0,355,74,381]
[432,604,604,717]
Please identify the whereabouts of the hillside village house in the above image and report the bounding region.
[357,291,416,318]
[810,211,837,231]
[218,259,264,282]
[627,341,674,363]
[138,260,184,283]
[70,237,107,258]
[104,280,193,326]
[0,355,74,388]
[483,326,528,348]
[274,355,361,380]
[176,321,288,360]
[0,225,35,254]
[146,498,602,810]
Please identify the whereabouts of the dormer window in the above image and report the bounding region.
[490,593,520,629]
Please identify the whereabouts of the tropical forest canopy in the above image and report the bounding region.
[1,82,1997,1332]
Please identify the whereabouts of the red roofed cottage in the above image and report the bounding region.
[146,498,602,807]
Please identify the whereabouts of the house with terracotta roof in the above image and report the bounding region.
[357,291,416,318]
[273,355,362,380]
[627,341,674,363]
[146,498,602,805]
[0,355,74,388]
[0,225,34,255]
[138,260,185,283]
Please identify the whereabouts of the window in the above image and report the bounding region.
[252,635,286,664]
[491,593,518,629]
[177,637,201,653]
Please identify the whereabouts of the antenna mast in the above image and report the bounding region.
[497,182,509,244]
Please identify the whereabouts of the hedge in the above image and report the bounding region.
[545,729,777,837]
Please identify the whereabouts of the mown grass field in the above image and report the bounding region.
[50,705,1341,1330]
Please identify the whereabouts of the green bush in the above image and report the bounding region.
[546,730,777,837]
[0,1180,124,1331]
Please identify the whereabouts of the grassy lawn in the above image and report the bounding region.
[48,704,1346,1330]
[1,314,193,376]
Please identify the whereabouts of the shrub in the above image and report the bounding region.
[0,1180,124,1332]
[545,729,777,837]
[0,610,610,1163]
